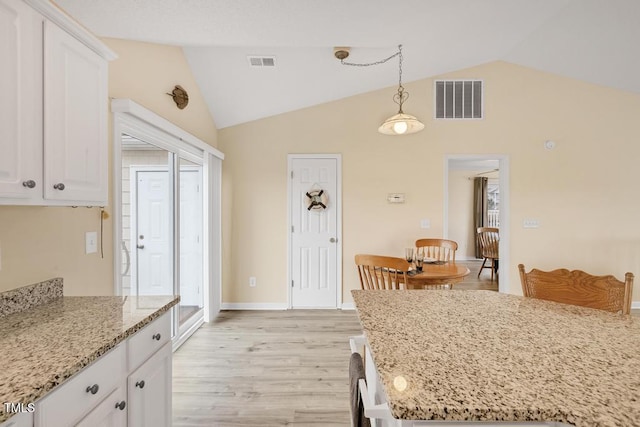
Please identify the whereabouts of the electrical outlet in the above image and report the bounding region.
[249,276,256,287]
[420,219,431,229]
[85,232,98,254]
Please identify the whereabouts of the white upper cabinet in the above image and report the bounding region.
[0,0,115,206]
[43,21,108,203]
[0,0,42,200]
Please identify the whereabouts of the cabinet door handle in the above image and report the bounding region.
[152,333,161,341]
[53,183,65,190]
[115,400,126,411]
[86,384,99,395]
[22,180,36,189]
[135,380,145,389]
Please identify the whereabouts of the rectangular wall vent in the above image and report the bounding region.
[247,55,276,68]
[435,80,483,119]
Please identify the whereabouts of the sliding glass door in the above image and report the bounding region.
[118,132,206,345]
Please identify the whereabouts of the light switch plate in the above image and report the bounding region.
[523,219,540,229]
[85,232,98,254]
[420,219,431,229]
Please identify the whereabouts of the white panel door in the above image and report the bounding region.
[0,0,42,199]
[43,21,108,203]
[135,170,173,296]
[290,158,338,308]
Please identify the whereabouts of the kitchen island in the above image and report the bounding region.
[352,290,640,426]
[0,279,179,425]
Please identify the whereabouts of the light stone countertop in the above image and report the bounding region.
[0,294,179,423]
[352,290,640,426]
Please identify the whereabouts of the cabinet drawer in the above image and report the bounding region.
[127,311,171,371]
[34,344,125,427]
[75,384,127,427]
[0,411,33,427]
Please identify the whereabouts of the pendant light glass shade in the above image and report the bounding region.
[378,112,425,135]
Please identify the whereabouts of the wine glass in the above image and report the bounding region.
[414,252,424,272]
[405,248,414,264]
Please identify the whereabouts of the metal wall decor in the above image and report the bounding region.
[305,185,328,211]
[166,85,189,109]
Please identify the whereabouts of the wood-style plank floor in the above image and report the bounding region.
[172,310,363,426]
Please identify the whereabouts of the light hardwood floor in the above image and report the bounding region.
[173,261,635,426]
[173,310,363,426]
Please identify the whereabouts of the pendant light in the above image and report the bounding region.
[336,44,424,136]
[378,45,424,135]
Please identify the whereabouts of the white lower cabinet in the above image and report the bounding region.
[75,386,127,427]
[30,312,172,427]
[0,412,33,427]
[127,343,172,427]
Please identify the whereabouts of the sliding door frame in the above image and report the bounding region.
[111,99,224,350]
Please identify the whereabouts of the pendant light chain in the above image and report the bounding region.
[398,44,403,90]
[339,45,401,67]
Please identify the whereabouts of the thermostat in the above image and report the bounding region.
[387,193,405,204]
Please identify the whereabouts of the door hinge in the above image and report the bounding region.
[291,225,294,232]
[291,280,294,288]
[290,171,293,179]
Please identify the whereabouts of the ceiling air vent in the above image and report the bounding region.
[247,55,276,68]
[435,80,483,119]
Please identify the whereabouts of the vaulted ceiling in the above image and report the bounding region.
[55,0,640,129]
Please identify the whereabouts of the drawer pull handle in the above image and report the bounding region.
[135,380,145,389]
[22,180,36,188]
[86,384,99,395]
[152,333,161,341]
[115,400,126,411]
[53,183,65,190]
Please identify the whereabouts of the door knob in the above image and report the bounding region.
[53,183,65,190]
[137,244,145,249]
[115,401,126,410]
[22,180,36,188]
[329,237,337,243]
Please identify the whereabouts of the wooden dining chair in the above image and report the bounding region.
[518,264,634,315]
[415,239,458,262]
[355,254,409,290]
[477,227,499,280]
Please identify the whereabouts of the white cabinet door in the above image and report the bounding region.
[0,0,42,200]
[127,342,172,427]
[43,21,108,204]
[76,386,127,427]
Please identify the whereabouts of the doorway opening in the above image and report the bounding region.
[444,155,510,292]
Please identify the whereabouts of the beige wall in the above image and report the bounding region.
[103,38,218,148]
[0,38,217,295]
[219,60,640,305]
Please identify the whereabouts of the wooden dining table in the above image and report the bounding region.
[404,261,470,289]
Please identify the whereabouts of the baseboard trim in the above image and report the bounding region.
[221,303,288,310]
[341,302,355,310]
[631,301,640,310]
